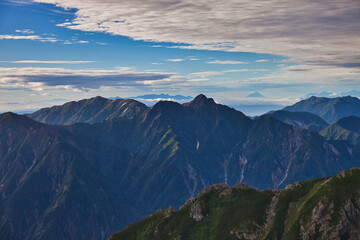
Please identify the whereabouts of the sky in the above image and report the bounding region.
[0,0,359,115]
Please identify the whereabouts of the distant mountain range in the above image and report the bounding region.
[305,90,360,98]
[1,94,360,239]
[109,168,360,240]
[283,96,360,123]
[131,94,193,101]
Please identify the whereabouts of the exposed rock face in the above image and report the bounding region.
[164,206,174,218]
[109,168,360,240]
[189,202,203,222]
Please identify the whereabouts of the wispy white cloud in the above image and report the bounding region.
[15,29,34,34]
[8,60,97,64]
[0,34,58,42]
[241,64,360,86]
[96,41,108,45]
[255,59,270,63]
[207,60,248,64]
[167,59,185,62]
[34,0,360,67]
[191,69,270,77]
[76,40,89,44]
[0,34,89,45]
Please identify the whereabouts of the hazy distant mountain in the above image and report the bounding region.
[247,91,265,98]
[341,90,360,97]
[283,96,360,123]
[320,116,360,145]
[1,95,359,240]
[304,90,360,98]
[132,94,193,101]
[110,94,193,102]
[305,91,337,98]
[109,168,360,240]
[230,104,283,117]
[265,110,328,132]
[27,96,147,125]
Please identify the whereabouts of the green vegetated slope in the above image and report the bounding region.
[27,96,147,125]
[320,116,360,145]
[283,96,360,124]
[109,168,360,240]
[266,110,328,132]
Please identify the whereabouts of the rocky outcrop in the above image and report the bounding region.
[189,202,203,222]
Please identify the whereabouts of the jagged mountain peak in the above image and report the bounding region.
[191,94,215,104]
[183,94,217,111]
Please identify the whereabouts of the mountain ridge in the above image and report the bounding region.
[108,168,360,240]
[320,116,360,145]
[283,96,360,123]
[27,96,147,125]
[264,110,329,132]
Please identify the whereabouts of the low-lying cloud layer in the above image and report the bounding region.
[0,67,175,91]
[34,0,360,66]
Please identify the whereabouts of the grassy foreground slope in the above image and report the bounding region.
[109,168,360,240]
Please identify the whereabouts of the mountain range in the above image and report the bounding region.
[27,96,147,125]
[283,96,360,124]
[0,94,360,239]
[109,168,360,240]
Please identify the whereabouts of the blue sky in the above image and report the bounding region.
[0,0,359,115]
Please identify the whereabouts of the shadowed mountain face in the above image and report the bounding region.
[0,113,139,240]
[320,116,360,145]
[265,110,329,132]
[1,95,360,240]
[283,96,360,124]
[108,168,360,240]
[27,96,147,125]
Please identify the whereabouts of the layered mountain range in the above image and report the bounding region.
[283,96,360,124]
[0,94,359,240]
[109,168,360,240]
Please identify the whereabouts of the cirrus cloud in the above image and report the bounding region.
[207,60,248,64]
[33,0,360,67]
